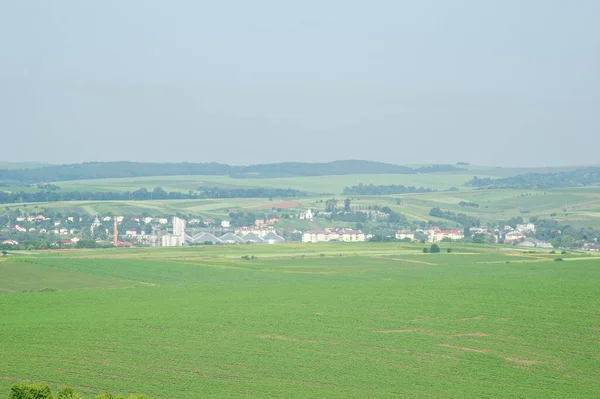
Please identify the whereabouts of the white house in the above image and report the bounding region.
[221,220,231,228]
[395,230,415,240]
[504,231,526,243]
[302,228,365,243]
[516,223,535,233]
[427,227,464,242]
[518,239,552,248]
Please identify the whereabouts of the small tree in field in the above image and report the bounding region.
[423,247,429,253]
[10,382,53,399]
[429,244,440,253]
[58,387,83,399]
[447,248,452,253]
[2,250,7,257]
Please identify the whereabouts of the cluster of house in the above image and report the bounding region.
[156,218,292,247]
[394,228,464,242]
[302,228,366,243]
[393,223,555,248]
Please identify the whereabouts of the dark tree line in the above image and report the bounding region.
[0,186,307,205]
[196,186,306,198]
[466,167,600,189]
[0,161,465,184]
[342,183,435,195]
[429,207,481,227]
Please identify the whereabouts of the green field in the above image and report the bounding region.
[1,243,599,398]
[6,185,600,229]
[55,172,485,194]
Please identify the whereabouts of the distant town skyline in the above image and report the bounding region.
[1,1,599,167]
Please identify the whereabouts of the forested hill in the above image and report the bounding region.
[466,167,600,189]
[0,161,464,183]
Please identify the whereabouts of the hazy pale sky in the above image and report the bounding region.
[1,1,598,167]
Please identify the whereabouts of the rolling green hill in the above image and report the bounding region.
[0,160,465,183]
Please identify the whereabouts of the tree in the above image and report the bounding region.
[423,247,429,253]
[10,382,53,399]
[447,248,452,253]
[430,244,440,253]
[344,198,351,212]
[2,250,7,257]
[58,387,83,399]
[325,198,338,212]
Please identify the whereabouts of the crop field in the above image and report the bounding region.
[1,243,599,398]
[54,172,486,194]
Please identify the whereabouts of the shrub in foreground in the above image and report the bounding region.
[9,383,147,399]
[58,387,82,399]
[10,382,53,399]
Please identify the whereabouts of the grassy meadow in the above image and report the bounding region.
[1,243,599,398]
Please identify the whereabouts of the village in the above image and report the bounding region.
[2,207,592,251]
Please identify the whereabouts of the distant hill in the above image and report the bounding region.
[0,162,49,170]
[466,167,600,189]
[0,161,465,183]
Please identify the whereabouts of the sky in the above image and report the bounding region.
[1,0,598,167]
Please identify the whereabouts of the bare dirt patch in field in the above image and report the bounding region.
[420,353,459,361]
[258,334,317,343]
[390,258,438,266]
[438,344,488,353]
[374,329,415,333]
[458,315,483,321]
[453,332,488,337]
[505,357,538,365]
[282,270,334,275]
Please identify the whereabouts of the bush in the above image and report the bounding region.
[9,383,147,399]
[561,250,567,254]
[555,258,564,261]
[57,387,82,399]
[429,244,440,253]
[447,248,452,253]
[423,248,429,253]
[549,250,555,254]
[10,382,54,399]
